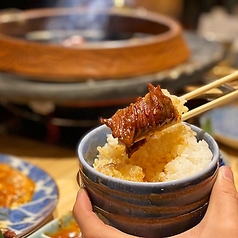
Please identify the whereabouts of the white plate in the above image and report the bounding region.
[0,154,59,238]
[200,105,238,149]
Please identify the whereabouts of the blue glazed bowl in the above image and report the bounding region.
[77,123,219,238]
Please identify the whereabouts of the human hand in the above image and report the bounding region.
[73,166,238,238]
[174,166,238,238]
[72,186,136,238]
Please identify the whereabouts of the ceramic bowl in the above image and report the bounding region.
[77,123,219,238]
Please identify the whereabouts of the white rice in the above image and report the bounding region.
[93,123,212,182]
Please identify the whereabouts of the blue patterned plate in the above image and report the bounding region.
[200,105,238,149]
[219,150,229,167]
[0,154,58,237]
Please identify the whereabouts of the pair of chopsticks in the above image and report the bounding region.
[181,71,238,121]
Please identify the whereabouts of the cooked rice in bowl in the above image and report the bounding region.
[93,123,212,182]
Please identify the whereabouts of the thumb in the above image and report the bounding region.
[201,166,238,227]
[172,166,238,238]
[73,188,138,238]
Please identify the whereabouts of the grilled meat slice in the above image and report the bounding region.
[101,84,181,156]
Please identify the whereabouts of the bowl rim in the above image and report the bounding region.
[77,123,220,188]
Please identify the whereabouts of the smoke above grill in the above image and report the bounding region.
[25,0,137,45]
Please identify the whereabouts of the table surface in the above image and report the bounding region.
[0,131,237,225]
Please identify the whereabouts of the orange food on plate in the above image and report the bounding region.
[47,219,81,238]
[0,228,16,238]
[0,164,35,208]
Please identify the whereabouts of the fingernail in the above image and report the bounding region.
[76,187,84,198]
[221,167,234,183]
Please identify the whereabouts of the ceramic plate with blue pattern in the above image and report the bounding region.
[0,154,58,237]
[200,105,238,149]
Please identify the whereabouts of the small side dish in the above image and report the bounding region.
[200,105,238,149]
[0,154,58,237]
[28,212,81,238]
[46,218,81,238]
[0,228,16,238]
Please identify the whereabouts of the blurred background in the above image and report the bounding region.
[1,0,238,29]
[0,2,237,236]
[0,0,237,149]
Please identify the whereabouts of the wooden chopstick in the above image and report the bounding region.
[182,89,238,121]
[181,71,238,101]
[181,71,238,121]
